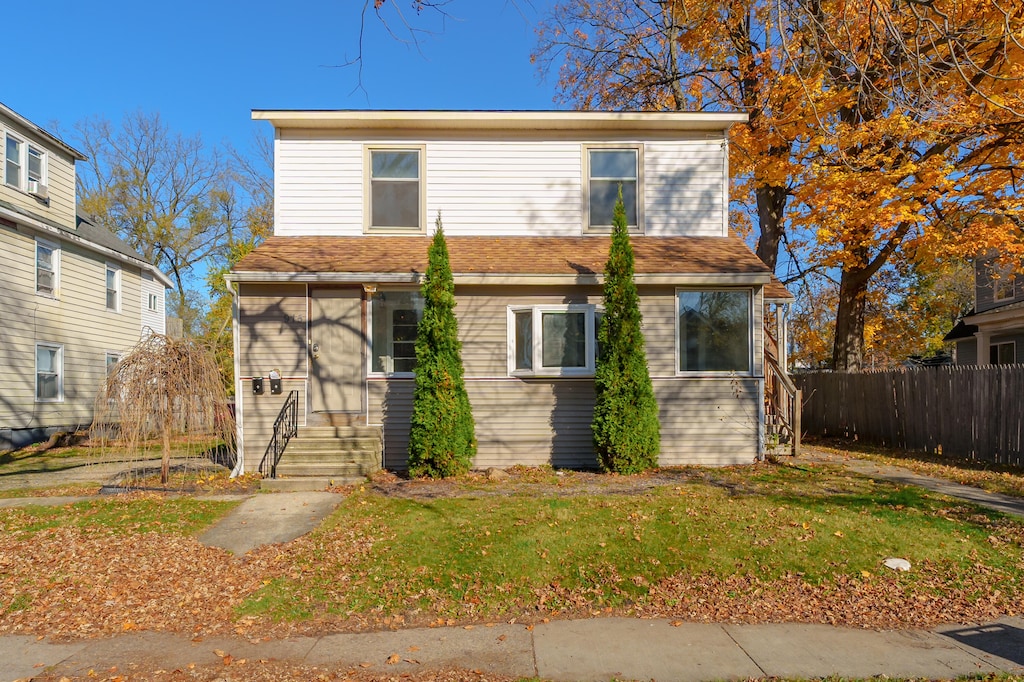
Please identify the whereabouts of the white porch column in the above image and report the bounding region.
[976,330,991,366]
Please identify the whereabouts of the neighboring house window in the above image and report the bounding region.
[509,305,601,377]
[371,290,423,374]
[994,271,1015,302]
[677,289,752,373]
[36,343,63,402]
[28,146,44,187]
[105,263,121,311]
[5,134,23,188]
[105,352,122,374]
[586,146,641,231]
[990,341,1015,365]
[36,238,59,297]
[148,293,159,311]
[367,148,423,231]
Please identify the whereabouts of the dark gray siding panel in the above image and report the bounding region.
[955,339,978,365]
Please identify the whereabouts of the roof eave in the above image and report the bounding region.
[251,109,749,132]
[226,271,772,286]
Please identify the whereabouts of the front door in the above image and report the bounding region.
[310,288,363,414]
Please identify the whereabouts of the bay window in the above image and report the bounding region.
[509,305,600,376]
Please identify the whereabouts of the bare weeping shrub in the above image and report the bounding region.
[92,333,235,486]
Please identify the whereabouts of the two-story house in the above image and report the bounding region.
[0,102,172,451]
[945,257,1024,365]
[227,110,793,477]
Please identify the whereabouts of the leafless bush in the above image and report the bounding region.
[92,334,235,486]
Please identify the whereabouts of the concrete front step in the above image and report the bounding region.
[301,426,382,439]
[287,437,382,451]
[274,462,377,478]
[282,448,380,463]
[261,476,366,491]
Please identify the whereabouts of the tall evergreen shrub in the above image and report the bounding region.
[592,191,660,473]
[407,216,477,477]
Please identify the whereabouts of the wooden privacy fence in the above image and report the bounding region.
[795,366,1024,468]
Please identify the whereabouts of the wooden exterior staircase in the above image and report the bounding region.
[764,324,801,457]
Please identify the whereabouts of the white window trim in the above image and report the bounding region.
[368,289,423,377]
[35,237,60,298]
[105,262,122,312]
[147,292,159,311]
[507,304,600,378]
[674,287,755,377]
[363,145,427,234]
[35,342,64,403]
[583,144,644,234]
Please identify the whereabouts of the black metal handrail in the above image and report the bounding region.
[259,390,299,478]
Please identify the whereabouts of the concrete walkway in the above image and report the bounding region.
[803,445,1024,519]
[3,616,1023,681]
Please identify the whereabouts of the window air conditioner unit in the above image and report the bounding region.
[28,180,48,199]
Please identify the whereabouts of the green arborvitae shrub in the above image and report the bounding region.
[592,190,660,473]
[407,216,477,477]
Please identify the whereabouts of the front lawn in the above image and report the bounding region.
[241,463,1024,631]
[0,461,1021,641]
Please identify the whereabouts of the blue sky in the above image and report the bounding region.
[4,1,560,154]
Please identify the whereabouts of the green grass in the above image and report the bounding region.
[240,462,1024,622]
[0,496,240,535]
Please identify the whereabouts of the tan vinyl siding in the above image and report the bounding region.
[237,283,309,378]
[654,378,760,465]
[0,222,145,431]
[0,111,77,229]
[365,284,761,469]
[239,379,307,471]
[273,132,728,238]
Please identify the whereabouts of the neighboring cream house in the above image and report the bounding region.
[228,110,794,476]
[0,102,172,450]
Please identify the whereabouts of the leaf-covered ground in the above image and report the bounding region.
[1,461,1021,653]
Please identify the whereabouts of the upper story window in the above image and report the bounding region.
[367,148,424,232]
[148,293,159,311]
[994,269,1015,302]
[36,238,59,297]
[105,263,121,311]
[36,342,63,402]
[4,133,45,192]
[370,290,423,374]
[677,289,753,374]
[509,305,601,377]
[5,135,22,189]
[586,147,641,232]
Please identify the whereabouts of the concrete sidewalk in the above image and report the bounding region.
[4,616,1023,681]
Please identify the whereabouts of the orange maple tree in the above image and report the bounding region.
[536,0,1024,370]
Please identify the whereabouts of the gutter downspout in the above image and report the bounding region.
[227,276,245,478]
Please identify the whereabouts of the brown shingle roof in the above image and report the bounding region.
[234,235,777,278]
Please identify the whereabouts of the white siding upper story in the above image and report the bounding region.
[140,271,166,336]
[267,114,735,239]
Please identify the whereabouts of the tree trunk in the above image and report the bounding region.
[754,182,788,271]
[161,419,171,485]
[832,268,870,371]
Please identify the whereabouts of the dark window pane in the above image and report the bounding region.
[590,180,637,228]
[515,311,533,370]
[372,151,419,179]
[678,291,750,372]
[590,150,637,179]
[542,312,586,368]
[372,181,419,228]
